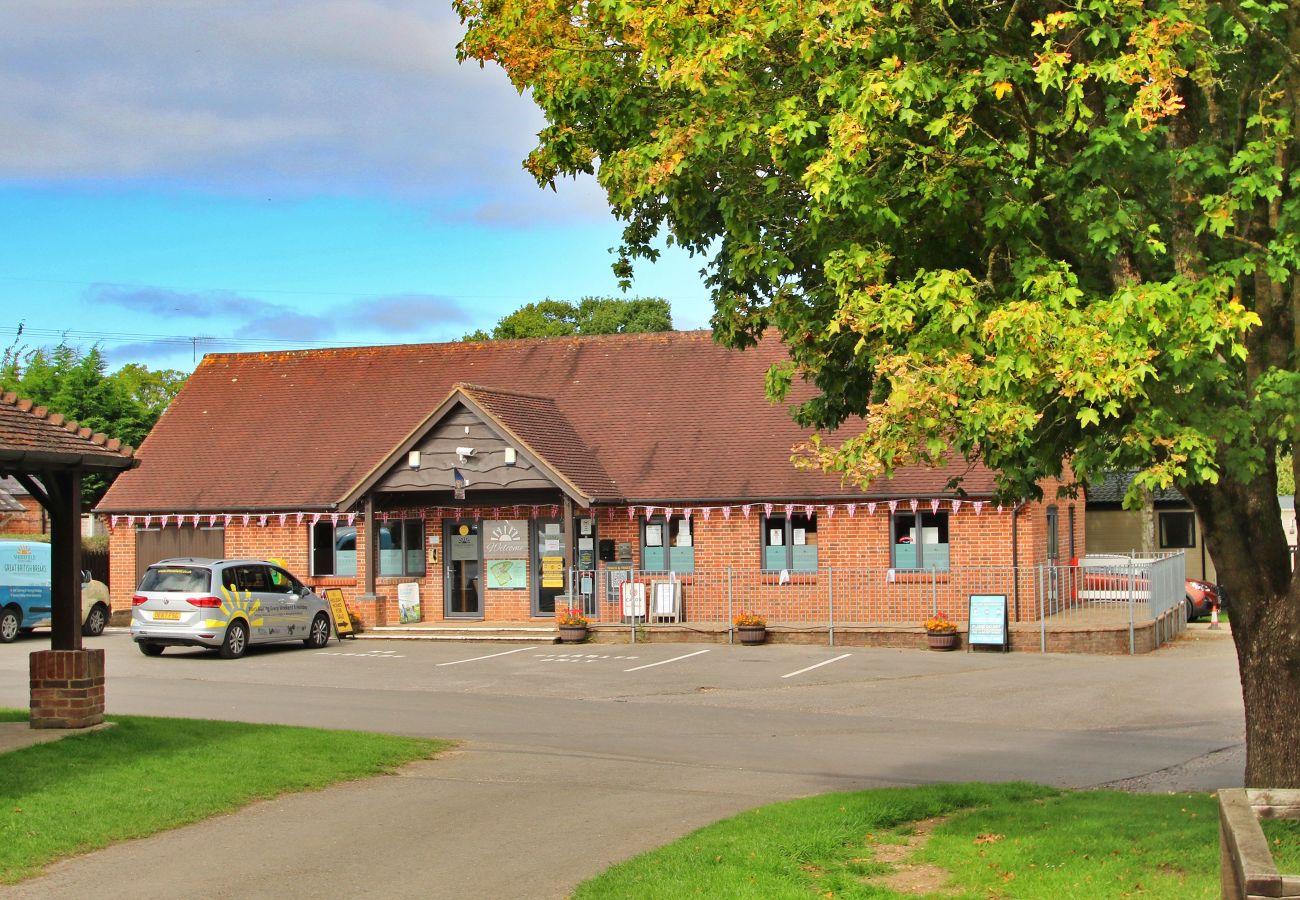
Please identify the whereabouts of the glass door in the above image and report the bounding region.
[532,518,566,617]
[444,520,482,618]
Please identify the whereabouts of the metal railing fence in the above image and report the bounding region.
[565,553,1187,653]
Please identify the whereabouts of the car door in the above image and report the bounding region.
[268,565,310,640]
[233,564,278,641]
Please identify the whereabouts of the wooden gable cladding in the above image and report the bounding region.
[375,404,555,495]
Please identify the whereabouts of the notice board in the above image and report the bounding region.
[967,594,1008,651]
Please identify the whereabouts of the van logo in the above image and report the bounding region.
[163,598,169,605]
[15,546,31,556]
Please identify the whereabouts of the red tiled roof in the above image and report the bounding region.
[0,392,137,472]
[98,332,996,512]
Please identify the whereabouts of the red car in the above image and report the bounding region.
[1184,579,1222,621]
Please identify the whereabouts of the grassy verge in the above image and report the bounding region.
[1261,819,1300,874]
[574,783,1220,899]
[0,709,449,883]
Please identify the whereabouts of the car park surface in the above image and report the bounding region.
[0,626,1244,899]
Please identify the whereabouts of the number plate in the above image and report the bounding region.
[153,611,181,621]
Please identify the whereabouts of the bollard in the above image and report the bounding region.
[1210,601,1221,630]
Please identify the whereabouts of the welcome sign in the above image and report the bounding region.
[483,520,528,559]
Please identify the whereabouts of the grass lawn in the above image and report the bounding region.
[0,709,449,883]
[1261,819,1300,875]
[575,782,1222,899]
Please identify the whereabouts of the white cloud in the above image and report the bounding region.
[0,1,595,223]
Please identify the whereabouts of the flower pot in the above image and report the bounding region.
[559,625,589,644]
[926,630,959,651]
[738,625,767,646]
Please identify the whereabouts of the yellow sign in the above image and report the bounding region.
[541,555,564,588]
[323,588,354,637]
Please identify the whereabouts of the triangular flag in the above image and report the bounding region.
[909,499,919,513]
[974,501,985,515]
[888,500,898,514]
[742,504,751,518]
[930,499,940,513]
[722,506,731,520]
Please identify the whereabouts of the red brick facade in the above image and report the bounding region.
[109,485,1083,628]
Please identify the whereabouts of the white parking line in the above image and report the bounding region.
[781,653,851,679]
[436,646,538,666]
[624,648,711,672]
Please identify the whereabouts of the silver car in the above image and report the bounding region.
[131,557,334,659]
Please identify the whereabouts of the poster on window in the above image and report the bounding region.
[486,559,527,589]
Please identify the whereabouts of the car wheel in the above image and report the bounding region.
[0,608,20,643]
[138,641,164,657]
[304,613,331,649]
[219,619,249,659]
[82,604,109,637]
[1185,595,1198,622]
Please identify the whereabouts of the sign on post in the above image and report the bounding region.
[967,594,1008,651]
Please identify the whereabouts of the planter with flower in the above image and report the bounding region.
[557,606,590,643]
[923,613,959,651]
[734,612,767,645]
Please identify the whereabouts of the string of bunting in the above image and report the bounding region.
[107,498,1003,530]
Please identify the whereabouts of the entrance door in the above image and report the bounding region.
[444,520,482,618]
[532,519,566,617]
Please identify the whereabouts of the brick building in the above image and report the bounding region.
[97,332,1082,628]
[0,476,47,535]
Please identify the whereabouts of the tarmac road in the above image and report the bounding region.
[0,624,1243,898]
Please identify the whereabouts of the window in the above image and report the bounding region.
[378,518,426,577]
[762,512,818,571]
[891,512,950,570]
[311,522,357,577]
[1046,505,1059,563]
[640,514,694,573]
[1159,511,1196,549]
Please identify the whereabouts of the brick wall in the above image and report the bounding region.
[1,496,47,535]
[105,487,1079,626]
[30,649,105,729]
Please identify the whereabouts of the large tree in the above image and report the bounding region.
[458,1,1300,785]
[463,296,673,340]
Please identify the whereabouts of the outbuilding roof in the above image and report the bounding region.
[98,331,997,513]
[0,392,137,473]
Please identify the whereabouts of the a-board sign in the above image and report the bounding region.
[322,588,353,638]
[621,581,646,617]
[968,594,1008,650]
[397,582,421,624]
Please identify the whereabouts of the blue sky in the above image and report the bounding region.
[0,1,714,372]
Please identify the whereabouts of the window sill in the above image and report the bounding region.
[307,577,357,587]
[886,570,951,584]
[758,571,819,585]
[376,575,428,582]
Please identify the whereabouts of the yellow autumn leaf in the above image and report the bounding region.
[993,81,1013,99]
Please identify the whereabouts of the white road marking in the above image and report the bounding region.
[436,646,537,666]
[624,648,711,672]
[781,653,852,679]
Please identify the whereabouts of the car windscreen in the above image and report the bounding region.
[138,566,211,592]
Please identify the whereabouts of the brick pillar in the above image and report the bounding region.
[29,649,106,729]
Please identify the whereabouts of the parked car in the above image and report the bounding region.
[1077,554,1222,620]
[0,540,112,642]
[131,557,334,659]
[1184,578,1223,621]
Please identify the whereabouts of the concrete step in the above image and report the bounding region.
[356,626,559,644]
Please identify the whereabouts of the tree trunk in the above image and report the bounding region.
[1186,474,1300,788]
[1235,587,1300,787]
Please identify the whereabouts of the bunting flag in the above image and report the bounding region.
[113,496,1013,533]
